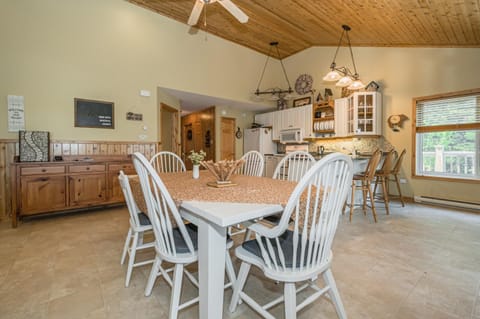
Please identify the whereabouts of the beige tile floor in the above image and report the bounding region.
[0,202,479,319]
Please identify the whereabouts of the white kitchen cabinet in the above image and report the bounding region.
[347,92,382,136]
[303,104,314,138]
[254,112,274,127]
[334,98,348,137]
[272,111,281,140]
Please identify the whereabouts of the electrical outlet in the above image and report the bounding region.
[400,178,407,184]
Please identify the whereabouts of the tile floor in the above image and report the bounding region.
[0,202,479,319]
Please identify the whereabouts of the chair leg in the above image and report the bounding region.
[381,176,390,215]
[394,174,405,207]
[224,250,237,288]
[169,264,184,319]
[349,181,355,222]
[373,176,380,197]
[361,183,367,215]
[145,256,162,296]
[229,262,251,313]
[284,282,297,319]
[323,269,347,319]
[125,231,139,287]
[120,227,132,265]
[367,185,377,223]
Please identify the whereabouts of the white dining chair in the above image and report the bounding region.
[238,150,265,177]
[229,153,353,319]
[132,152,236,319]
[272,151,316,182]
[230,151,265,237]
[150,151,186,173]
[119,171,155,287]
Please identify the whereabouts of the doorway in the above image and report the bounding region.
[220,117,236,160]
[160,103,180,154]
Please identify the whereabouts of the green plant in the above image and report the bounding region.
[188,150,206,165]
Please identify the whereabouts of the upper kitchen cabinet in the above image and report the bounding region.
[334,98,348,137]
[312,101,335,138]
[254,112,274,127]
[346,92,382,136]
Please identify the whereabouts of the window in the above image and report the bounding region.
[413,88,480,181]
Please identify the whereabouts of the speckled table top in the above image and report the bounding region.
[130,171,297,214]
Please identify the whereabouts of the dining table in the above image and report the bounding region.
[130,170,297,319]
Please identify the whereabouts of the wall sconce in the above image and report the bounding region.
[322,25,365,90]
[252,42,293,102]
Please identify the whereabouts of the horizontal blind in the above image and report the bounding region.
[416,94,480,128]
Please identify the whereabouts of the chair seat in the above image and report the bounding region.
[138,212,151,226]
[352,173,365,180]
[242,230,308,268]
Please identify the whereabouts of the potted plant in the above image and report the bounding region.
[188,150,206,179]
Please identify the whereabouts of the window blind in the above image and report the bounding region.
[416,94,480,129]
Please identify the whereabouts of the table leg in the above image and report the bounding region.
[197,219,227,319]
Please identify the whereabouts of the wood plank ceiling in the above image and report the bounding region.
[129,0,480,58]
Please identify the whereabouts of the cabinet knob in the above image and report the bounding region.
[86,167,90,170]
[42,169,47,172]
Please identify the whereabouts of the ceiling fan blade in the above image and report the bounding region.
[218,0,249,23]
[187,0,204,26]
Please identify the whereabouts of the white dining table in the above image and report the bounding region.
[154,171,296,319]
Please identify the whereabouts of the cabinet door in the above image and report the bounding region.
[20,176,67,215]
[69,173,106,206]
[254,112,273,127]
[107,163,135,203]
[272,111,282,140]
[334,98,348,137]
[303,104,313,138]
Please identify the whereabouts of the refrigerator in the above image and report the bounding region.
[243,127,276,155]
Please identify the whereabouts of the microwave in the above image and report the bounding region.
[279,128,304,144]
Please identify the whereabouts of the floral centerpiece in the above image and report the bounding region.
[188,150,206,179]
[188,150,206,165]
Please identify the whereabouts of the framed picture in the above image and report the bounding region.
[74,98,114,129]
[19,131,50,162]
[293,97,311,108]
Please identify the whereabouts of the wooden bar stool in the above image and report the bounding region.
[373,149,396,215]
[390,149,407,207]
[347,149,382,222]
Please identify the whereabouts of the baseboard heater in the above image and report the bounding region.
[414,196,480,211]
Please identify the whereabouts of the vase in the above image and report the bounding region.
[192,164,200,179]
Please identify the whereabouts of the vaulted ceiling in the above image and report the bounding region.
[129,0,480,59]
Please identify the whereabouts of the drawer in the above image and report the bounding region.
[69,164,105,173]
[21,166,66,175]
[109,163,134,172]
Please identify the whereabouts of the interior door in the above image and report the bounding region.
[220,117,236,160]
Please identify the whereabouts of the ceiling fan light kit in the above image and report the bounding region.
[187,0,248,26]
[323,25,366,91]
[253,42,294,102]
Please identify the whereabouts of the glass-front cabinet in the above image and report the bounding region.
[347,92,382,135]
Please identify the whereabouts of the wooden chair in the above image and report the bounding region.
[238,150,264,177]
[373,149,396,215]
[132,152,236,319]
[119,171,155,287]
[347,149,382,222]
[229,153,353,319]
[150,151,186,173]
[390,149,407,207]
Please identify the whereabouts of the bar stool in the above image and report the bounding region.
[390,149,407,207]
[373,149,396,215]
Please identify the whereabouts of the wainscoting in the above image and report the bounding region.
[0,139,158,221]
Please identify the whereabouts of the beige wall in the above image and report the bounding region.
[287,46,480,203]
[0,0,269,141]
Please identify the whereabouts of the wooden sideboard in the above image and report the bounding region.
[10,159,135,227]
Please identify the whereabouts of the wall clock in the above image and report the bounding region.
[235,127,243,139]
[295,74,313,95]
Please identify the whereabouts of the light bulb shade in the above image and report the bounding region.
[323,70,342,82]
[347,79,366,90]
[336,76,353,87]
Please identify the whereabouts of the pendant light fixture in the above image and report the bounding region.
[253,42,293,102]
[323,25,365,90]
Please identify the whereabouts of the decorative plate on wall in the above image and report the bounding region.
[295,74,313,95]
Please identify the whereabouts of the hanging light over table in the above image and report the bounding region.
[253,42,293,102]
[323,25,365,90]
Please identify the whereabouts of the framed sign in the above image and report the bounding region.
[74,98,114,129]
[293,97,311,108]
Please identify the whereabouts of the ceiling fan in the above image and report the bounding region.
[187,0,249,26]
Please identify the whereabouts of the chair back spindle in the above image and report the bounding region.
[150,151,186,173]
